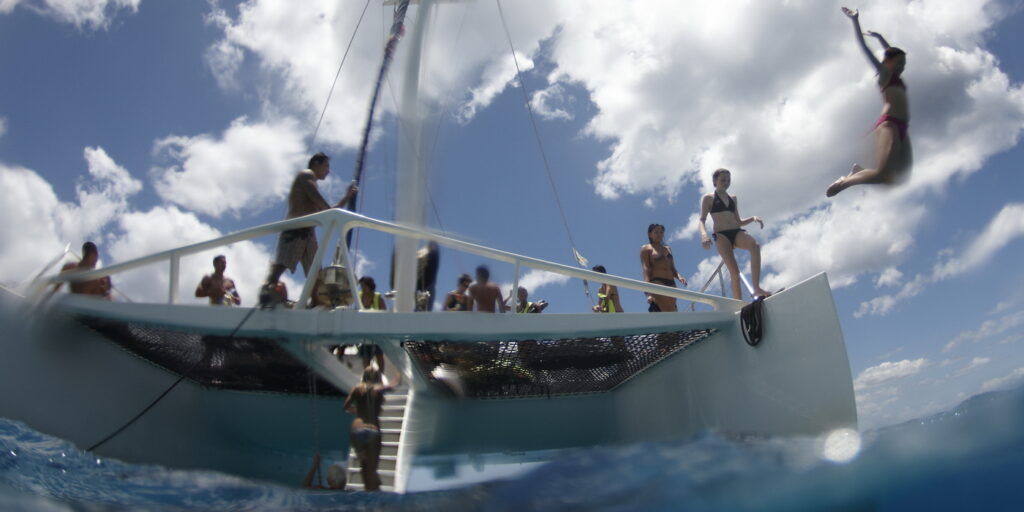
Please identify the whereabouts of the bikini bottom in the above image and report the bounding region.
[713,229,745,245]
[352,426,381,448]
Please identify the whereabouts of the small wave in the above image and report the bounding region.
[2,385,1023,511]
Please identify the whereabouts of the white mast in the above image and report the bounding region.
[393,0,435,312]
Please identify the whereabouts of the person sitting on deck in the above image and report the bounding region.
[343,365,393,492]
[697,168,770,299]
[506,286,547,313]
[591,265,624,313]
[640,224,687,312]
[54,242,112,300]
[468,265,507,313]
[302,452,347,490]
[194,255,240,306]
[358,276,387,311]
[260,152,357,306]
[443,273,472,311]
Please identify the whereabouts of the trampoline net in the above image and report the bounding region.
[404,328,716,399]
[76,315,344,396]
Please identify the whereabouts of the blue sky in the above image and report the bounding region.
[1,0,1023,429]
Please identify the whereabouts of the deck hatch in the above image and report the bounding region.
[404,328,716,398]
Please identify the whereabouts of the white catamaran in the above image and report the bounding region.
[0,0,856,492]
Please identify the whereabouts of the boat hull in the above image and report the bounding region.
[0,287,350,486]
[1,272,855,490]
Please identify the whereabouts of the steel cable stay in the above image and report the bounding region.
[85,307,259,453]
[308,0,373,151]
[494,0,594,306]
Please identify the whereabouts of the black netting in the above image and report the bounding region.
[76,316,344,396]
[404,328,715,398]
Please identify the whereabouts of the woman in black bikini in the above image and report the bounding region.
[343,366,392,491]
[698,169,770,299]
[640,223,688,312]
[827,6,912,197]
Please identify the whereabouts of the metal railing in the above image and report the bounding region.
[690,260,756,311]
[37,208,745,312]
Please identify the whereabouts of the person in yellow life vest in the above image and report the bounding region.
[591,265,624,313]
[357,276,387,311]
[507,286,548,314]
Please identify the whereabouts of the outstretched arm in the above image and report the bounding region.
[864,30,891,50]
[734,198,764,229]
[842,7,882,71]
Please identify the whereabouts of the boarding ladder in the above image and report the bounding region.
[344,386,410,492]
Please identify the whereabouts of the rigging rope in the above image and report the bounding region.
[86,307,259,452]
[308,0,373,150]
[307,344,323,488]
[495,0,594,305]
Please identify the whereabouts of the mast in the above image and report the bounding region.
[393,0,435,312]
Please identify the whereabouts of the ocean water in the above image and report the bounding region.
[1,386,1022,511]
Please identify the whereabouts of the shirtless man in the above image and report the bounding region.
[443,273,472,311]
[55,242,112,300]
[640,224,687,312]
[260,152,357,305]
[342,366,393,492]
[195,255,240,306]
[468,265,506,313]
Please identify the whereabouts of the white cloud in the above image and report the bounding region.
[874,267,904,288]
[0,147,139,287]
[854,358,930,391]
[943,308,1024,353]
[2,0,140,30]
[933,204,1024,279]
[457,51,534,124]
[981,368,1024,392]
[207,0,562,148]
[152,117,306,219]
[531,83,574,121]
[0,150,292,304]
[859,203,1024,317]
[105,205,289,305]
[954,356,991,377]
[528,0,1024,301]
[501,268,571,300]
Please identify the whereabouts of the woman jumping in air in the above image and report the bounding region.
[827,7,913,197]
[698,169,770,299]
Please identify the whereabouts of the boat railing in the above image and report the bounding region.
[36,208,745,312]
[690,261,756,310]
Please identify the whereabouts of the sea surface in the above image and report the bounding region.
[2,384,1022,511]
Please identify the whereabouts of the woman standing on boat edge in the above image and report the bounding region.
[826,6,913,197]
[640,224,687,312]
[698,169,770,299]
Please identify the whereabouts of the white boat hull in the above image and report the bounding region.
[1,272,855,490]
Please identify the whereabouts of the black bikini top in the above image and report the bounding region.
[710,192,736,214]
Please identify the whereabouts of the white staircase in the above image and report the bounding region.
[345,387,408,492]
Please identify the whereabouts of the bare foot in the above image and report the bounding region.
[826,176,847,197]
[826,164,863,197]
[753,288,772,298]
